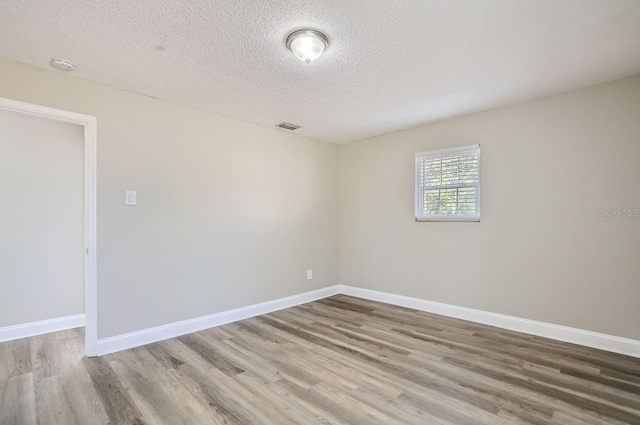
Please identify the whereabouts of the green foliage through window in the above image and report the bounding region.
[415,145,480,221]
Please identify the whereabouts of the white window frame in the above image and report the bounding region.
[415,144,481,222]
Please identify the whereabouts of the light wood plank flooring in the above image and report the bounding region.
[1,295,639,424]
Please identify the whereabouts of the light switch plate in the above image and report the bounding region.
[307,270,313,280]
[125,190,137,206]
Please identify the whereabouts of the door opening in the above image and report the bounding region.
[0,97,97,356]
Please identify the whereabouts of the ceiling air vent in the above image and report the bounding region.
[276,122,300,131]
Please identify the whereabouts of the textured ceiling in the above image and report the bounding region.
[1,0,640,144]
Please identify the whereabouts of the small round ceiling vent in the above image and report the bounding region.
[50,57,75,72]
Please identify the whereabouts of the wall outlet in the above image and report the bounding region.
[307,270,313,280]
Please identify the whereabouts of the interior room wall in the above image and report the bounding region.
[0,57,339,339]
[0,108,84,327]
[2,54,638,344]
[339,74,640,340]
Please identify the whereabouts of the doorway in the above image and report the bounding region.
[0,97,97,356]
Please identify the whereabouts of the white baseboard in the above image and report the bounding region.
[0,314,85,343]
[29,283,628,358]
[338,285,640,358]
[96,285,340,356]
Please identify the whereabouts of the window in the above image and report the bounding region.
[415,144,480,222]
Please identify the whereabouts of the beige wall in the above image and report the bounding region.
[0,57,339,339]
[0,108,84,327]
[339,75,640,340]
[2,54,638,343]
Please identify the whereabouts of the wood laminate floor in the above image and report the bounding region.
[1,295,639,425]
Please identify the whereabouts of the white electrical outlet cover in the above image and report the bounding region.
[125,190,137,206]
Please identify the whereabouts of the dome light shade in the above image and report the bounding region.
[286,29,329,64]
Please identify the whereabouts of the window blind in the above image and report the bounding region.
[415,144,480,222]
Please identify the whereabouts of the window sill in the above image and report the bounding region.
[415,216,480,222]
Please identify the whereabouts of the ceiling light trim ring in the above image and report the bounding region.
[286,29,329,50]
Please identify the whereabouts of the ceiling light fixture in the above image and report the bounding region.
[50,57,75,72]
[286,29,329,64]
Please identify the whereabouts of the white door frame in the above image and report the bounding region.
[0,97,98,357]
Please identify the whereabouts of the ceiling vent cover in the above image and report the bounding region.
[276,122,300,131]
